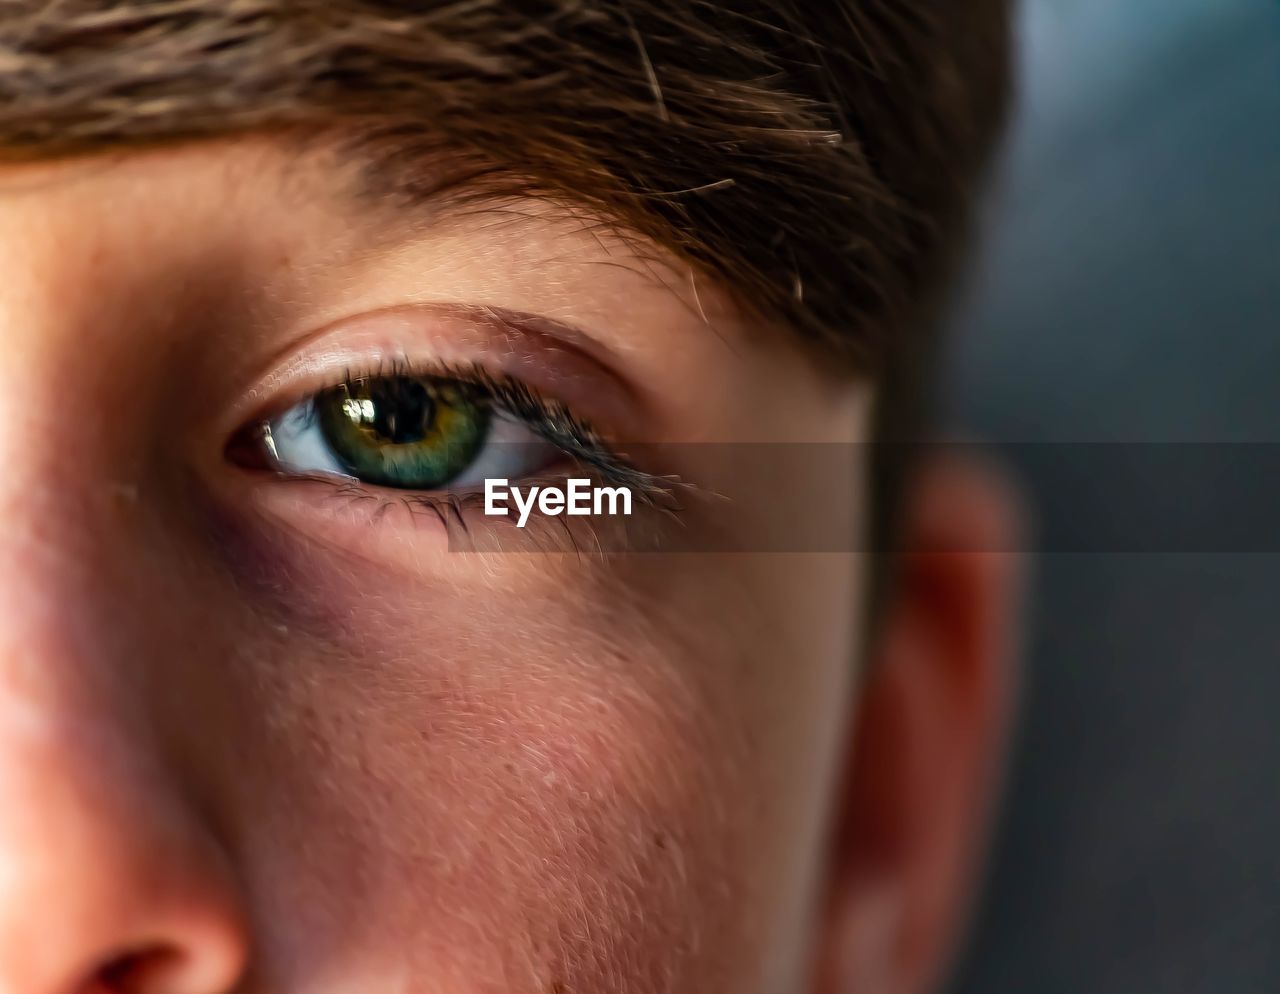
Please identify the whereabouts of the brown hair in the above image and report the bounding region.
[0,0,1011,550]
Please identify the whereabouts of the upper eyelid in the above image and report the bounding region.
[269,302,628,381]
[220,304,650,443]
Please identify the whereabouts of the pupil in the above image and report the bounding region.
[361,379,436,445]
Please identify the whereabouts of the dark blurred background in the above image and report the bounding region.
[943,2,1280,992]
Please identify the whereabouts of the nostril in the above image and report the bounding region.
[92,946,188,994]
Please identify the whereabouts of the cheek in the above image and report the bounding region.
[209,560,773,994]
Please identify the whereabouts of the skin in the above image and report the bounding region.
[0,137,1021,994]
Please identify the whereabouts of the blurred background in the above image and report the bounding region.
[942,2,1280,992]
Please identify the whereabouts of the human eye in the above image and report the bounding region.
[258,365,549,490]
[230,360,661,508]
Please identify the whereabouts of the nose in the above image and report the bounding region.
[0,536,250,994]
[0,688,251,994]
[0,527,249,994]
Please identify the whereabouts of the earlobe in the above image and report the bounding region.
[813,452,1025,994]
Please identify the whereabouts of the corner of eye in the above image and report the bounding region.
[224,419,275,471]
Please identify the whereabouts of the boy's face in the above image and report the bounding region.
[0,139,1017,994]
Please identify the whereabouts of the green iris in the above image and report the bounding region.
[315,376,492,489]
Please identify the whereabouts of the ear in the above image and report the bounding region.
[813,451,1026,994]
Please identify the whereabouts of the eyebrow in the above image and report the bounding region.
[327,132,686,264]
[317,136,733,337]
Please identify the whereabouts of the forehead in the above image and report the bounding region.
[0,137,711,333]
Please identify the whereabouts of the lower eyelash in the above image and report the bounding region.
[300,469,690,553]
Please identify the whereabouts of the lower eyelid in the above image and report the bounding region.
[230,468,653,566]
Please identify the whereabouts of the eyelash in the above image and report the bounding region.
[247,357,681,521]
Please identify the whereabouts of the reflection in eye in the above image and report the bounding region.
[262,372,561,491]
